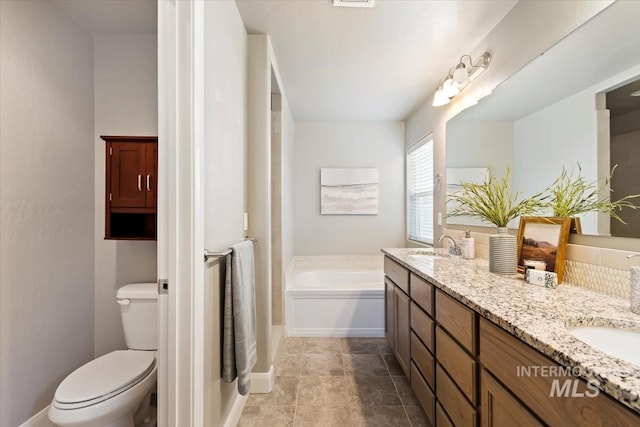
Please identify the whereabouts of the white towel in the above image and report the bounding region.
[222,240,257,395]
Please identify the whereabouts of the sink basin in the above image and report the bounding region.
[567,326,640,366]
[406,249,450,258]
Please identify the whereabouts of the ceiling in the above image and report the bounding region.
[53,0,157,35]
[235,0,517,122]
[52,0,517,121]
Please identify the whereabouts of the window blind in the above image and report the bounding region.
[408,137,434,244]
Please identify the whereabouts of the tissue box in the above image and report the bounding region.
[525,269,558,288]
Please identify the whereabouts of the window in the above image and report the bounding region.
[408,135,434,244]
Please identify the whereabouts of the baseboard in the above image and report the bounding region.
[286,327,385,338]
[223,393,249,427]
[250,364,275,394]
[19,406,54,427]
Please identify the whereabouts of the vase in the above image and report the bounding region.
[489,227,517,274]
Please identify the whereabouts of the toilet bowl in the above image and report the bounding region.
[49,350,156,427]
[49,283,158,427]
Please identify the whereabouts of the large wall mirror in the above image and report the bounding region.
[445,0,640,249]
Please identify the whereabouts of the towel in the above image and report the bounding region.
[222,240,257,395]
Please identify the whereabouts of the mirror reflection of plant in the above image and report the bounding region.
[447,169,546,228]
[544,164,640,223]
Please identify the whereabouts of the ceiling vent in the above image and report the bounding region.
[332,0,375,8]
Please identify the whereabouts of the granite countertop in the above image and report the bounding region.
[382,248,640,414]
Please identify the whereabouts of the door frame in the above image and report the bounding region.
[157,0,205,425]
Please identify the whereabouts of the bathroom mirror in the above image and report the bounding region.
[446,1,640,246]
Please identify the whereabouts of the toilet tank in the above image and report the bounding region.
[117,283,158,350]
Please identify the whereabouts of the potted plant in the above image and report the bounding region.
[447,169,545,274]
[544,164,640,233]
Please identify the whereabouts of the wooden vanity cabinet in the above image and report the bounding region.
[435,289,479,427]
[384,277,395,348]
[384,257,410,376]
[102,135,158,240]
[383,255,640,427]
[479,317,640,427]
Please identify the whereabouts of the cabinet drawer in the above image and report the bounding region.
[411,362,435,425]
[481,369,543,427]
[479,318,640,427]
[436,326,477,404]
[436,402,454,427]
[436,364,477,427]
[384,256,409,293]
[410,273,434,316]
[410,302,434,352]
[436,290,477,354]
[411,331,434,389]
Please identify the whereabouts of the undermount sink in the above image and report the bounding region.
[406,249,450,258]
[567,326,640,366]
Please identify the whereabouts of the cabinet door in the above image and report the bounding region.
[394,286,410,377]
[145,142,158,208]
[110,142,147,208]
[481,370,542,427]
[385,278,395,348]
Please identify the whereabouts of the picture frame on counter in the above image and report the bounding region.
[516,216,572,283]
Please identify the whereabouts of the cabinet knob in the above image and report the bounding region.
[138,174,142,191]
[146,174,151,191]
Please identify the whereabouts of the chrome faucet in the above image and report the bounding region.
[439,234,462,256]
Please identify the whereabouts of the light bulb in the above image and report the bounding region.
[442,77,459,98]
[432,87,449,107]
[453,64,469,84]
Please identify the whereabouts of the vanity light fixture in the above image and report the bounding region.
[629,90,640,97]
[432,52,491,107]
[332,0,375,8]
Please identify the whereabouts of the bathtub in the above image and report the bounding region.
[285,268,385,337]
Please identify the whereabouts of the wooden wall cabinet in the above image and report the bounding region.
[102,135,158,240]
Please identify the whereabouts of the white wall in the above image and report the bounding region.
[294,122,405,255]
[513,89,597,232]
[281,100,295,269]
[201,1,247,425]
[94,34,158,357]
[446,121,513,179]
[0,1,95,425]
[405,0,613,244]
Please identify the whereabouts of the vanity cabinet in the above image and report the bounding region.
[102,136,158,240]
[479,317,640,427]
[409,272,437,425]
[384,257,410,377]
[384,277,395,347]
[435,289,479,427]
[383,254,640,426]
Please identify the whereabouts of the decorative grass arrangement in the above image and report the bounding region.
[447,169,545,228]
[545,164,640,223]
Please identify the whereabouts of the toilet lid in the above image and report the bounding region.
[55,350,155,405]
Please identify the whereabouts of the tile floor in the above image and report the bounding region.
[238,337,431,427]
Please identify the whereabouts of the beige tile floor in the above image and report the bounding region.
[238,337,431,427]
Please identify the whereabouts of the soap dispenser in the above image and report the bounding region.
[461,230,475,260]
[628,254,640,315]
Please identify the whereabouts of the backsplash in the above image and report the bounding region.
[443,228,639,299]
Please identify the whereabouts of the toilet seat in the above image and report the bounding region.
[53,350,155,410]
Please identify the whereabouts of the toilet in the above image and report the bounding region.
[49,283,158,427]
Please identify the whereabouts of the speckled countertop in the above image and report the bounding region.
[382,248,640,414]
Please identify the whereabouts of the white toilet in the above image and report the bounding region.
[49,283,158,427]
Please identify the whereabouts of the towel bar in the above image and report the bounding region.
[204,238,257,261]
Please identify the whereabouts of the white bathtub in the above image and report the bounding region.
[285,268,385,337]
